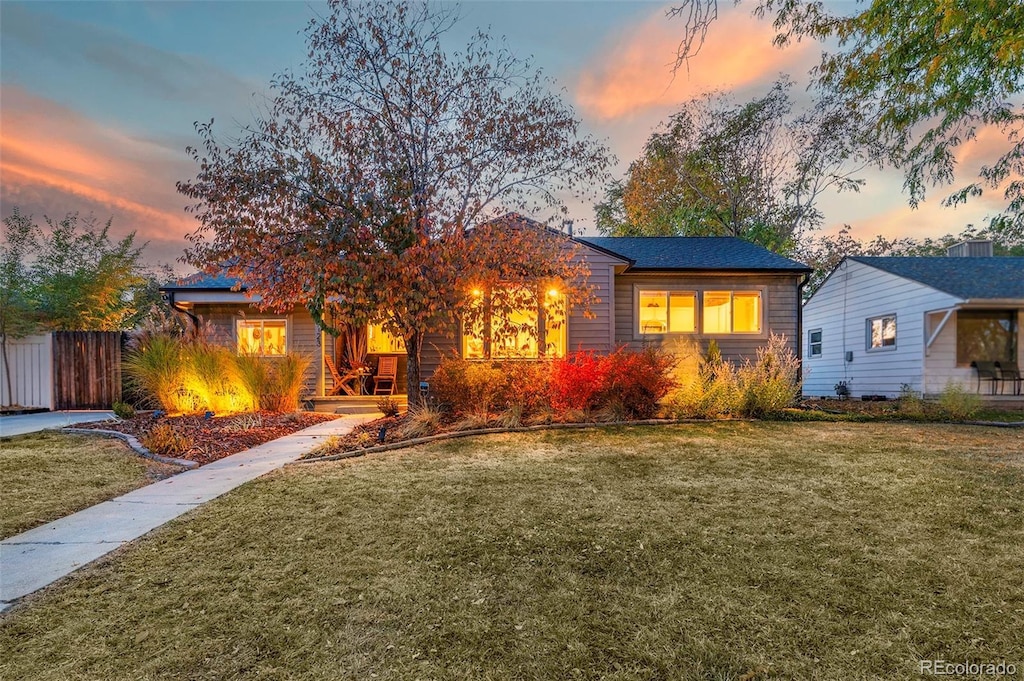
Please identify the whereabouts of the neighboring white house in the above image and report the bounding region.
[802,243,1024,399]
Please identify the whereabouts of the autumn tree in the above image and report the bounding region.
[667,0,1024,228]
[596,79,870,254]
[178,0,610,398]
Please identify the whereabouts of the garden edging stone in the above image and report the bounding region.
[60,427,199,469]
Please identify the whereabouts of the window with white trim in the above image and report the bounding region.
[637,289,762,335]
[866,315,896,351]
[237,319,287,356]
[704,290,761,334]
[638,290,696,334]
[808,329,822,358]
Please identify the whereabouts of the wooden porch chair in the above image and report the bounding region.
[970,360,1003,395]
[996,361,1022,396]
[372,355,398,395]
[325,355,361,396]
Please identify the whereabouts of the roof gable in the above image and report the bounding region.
[851,256,1024,300]
[577,236,811,272]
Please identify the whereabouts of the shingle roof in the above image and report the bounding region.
[577,236,811,272]
[164,271,243,290]
[851,256,1024,300]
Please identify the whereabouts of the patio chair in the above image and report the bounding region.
[325,355,362,396]
[372,355,398,395]
[996,361,1022,396]
[970,360,1003,395]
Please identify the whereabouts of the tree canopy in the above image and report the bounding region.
[178,0,610,397]
[668,0,1024,228]
[596,79,869,254]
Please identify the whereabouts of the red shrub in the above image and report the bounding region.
[549,350,609,413]
[601,347,676,419]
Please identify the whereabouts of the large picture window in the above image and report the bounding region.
[237,319,287,356]
[463,287,567,360]
[638,289,760,335]
[866,315,896,351]
[956,310,1016,365]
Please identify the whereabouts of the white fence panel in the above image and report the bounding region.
[0,334,53,409]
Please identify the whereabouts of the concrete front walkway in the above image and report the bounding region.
[0,414,374,613]
[0,410,115,437]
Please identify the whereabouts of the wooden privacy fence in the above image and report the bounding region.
[0,331,123,410]
[52,332,123,410]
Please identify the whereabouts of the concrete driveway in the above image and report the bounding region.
[0,411,115,437]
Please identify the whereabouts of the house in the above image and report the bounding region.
[161,223,811,405]
[801,242,1024,399]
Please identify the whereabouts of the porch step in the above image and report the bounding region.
[308,395,408,415]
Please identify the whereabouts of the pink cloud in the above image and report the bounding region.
[0,85,196,265]
[574,4,815,121]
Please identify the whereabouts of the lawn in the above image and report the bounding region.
[0,431,182,539]
[1,422,1022,680]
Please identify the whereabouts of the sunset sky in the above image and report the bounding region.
[0,1,1009,268]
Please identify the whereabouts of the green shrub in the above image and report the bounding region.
[111,401,136,420]
[666,340,741,419]
[429,356,504,417]
[494,361,550,417]
[938,381,982,421]
[898,383,926,419]
[666,335,799,419]
[140,423,190,457]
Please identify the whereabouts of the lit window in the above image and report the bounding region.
[808,329,822,358]
[237,319,287,356]
[638,291,696,334]
[867,315,896,350]
[462,287,567,360]
[367,322,406,354]
[956,310,1016,365]
[703,291,762,334]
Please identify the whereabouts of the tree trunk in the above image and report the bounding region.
[1,335,11,408]
[405,329,422,407]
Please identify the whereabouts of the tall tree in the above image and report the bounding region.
[667,0,1024,228]
[32,213,147,331]
[178,0,610,397]
[0,209,41,407]
[596,79,869,254]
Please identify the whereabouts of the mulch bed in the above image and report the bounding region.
[73,411,337,466]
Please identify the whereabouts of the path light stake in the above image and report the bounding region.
[378,426,387,444]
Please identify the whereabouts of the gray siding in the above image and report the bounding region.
[567,247,620,352]
[613,273,802,362]
[190,304,324,400]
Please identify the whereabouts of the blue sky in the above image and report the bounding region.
[1,1,1005,266]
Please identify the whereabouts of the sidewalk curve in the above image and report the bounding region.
[0,414,375,613]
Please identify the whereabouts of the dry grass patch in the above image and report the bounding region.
[1,423,1022,680]
[0,431,182,539]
